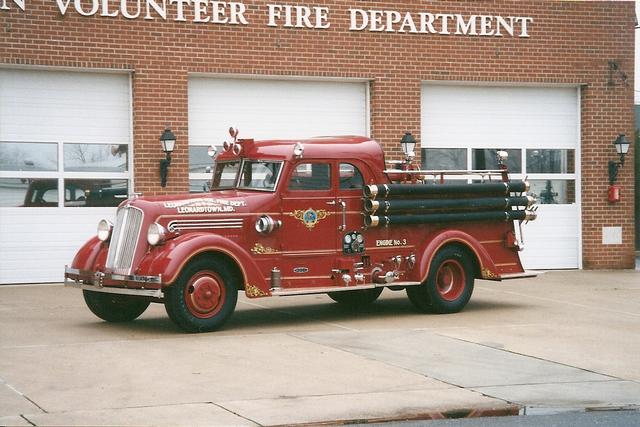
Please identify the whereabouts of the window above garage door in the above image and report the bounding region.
[0,142,128,207]
[0,70,132,207]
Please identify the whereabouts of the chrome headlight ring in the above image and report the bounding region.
[97,219,113,242]
[255,215,282,234]
[147,222,167,246]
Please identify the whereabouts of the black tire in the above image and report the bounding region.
[328,287,383,307]
[164,256,238,333]
[407,246,474,314]
[82,290,150,322]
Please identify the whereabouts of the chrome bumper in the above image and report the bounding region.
[64,267,164,298]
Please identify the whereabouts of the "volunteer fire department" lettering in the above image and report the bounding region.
[1,0,533,38]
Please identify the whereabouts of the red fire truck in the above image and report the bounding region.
[65,131,537,332]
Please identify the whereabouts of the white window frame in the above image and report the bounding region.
[0,71,134,207]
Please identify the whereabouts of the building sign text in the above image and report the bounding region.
[1,1,534,37]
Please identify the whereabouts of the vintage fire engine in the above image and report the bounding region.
[65,130,537,332]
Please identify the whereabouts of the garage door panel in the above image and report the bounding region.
[0,69,129,284]
[0,70,130,143]
[0,207,116,284]
[422,84,580,269]
[188,78,368,144]
[423,86,578,149]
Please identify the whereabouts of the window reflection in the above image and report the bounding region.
[0,142,58,171]
[189,146,216,174]
[190,179,211,193]
[529,179,575,204]
[472,149,521,173]
[289,163,331,190]
[0,178,58,207]
[63,179,128,207]
[526,149,575,174]
[339,164,364,190]
[239,161,283,191]
[64,144,128,172]
[421,148,466,170]
[212,160,240,189]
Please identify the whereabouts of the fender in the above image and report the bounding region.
[137,233,269,297]
[418,230,499,283]
[71,236,108,271]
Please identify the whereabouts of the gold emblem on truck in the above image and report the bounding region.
[251,243,277,255]
[287,208,328,230]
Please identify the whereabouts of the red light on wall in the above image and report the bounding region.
[607,184,621,204]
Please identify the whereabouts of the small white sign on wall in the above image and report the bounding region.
[602,226,623,245]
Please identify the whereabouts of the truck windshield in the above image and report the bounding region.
[238,160,283,191]
[211,160,241,190]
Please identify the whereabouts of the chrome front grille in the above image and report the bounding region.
[106,206,144,275]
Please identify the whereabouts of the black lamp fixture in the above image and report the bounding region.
[401,131,417,162]
[608,61,628,87]
[159,127,176,188]
[608,133,630,185]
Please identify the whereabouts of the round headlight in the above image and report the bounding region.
[97,219,113,242]
[147,222,167,246]
[255,215,282,234]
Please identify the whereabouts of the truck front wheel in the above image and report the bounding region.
[164,257,238,332]
[83,290,150,322]
[407,246,474,314]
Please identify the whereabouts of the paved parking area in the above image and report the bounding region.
[0,270,639,426]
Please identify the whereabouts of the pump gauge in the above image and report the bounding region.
[342,231,365,255]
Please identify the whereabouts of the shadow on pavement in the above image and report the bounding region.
[71,295,528,335]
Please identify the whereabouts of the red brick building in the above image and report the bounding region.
[0,1,636,283]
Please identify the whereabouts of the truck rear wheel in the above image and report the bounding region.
[83,290,150,322]
[328,288,383,307]
[407,246,474,314]
[164,257,238,333]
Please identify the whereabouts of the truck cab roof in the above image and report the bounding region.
[216,136,387,170]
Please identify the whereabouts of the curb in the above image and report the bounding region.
[272,405,521,426]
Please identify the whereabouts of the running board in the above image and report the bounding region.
[270,281,422,297]
[499,270,539,280]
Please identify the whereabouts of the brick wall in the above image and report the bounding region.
[1,0,636,268]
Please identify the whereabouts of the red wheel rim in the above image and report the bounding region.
[435,260,465,301]
[184,271,225,319]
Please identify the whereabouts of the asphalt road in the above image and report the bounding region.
[363,410,640,427]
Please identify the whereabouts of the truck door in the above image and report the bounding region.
[336,162,368,259]
[279,161,338,288]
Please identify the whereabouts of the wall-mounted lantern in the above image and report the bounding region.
[400,131,416,163]
[607,133,630,203]
[159,128,176,188]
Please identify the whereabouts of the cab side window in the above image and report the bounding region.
[289,163,331,191]
[339,163,364,190]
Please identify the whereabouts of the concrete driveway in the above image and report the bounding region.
[0,270,639,426]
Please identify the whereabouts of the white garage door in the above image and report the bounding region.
[422,84,580,269]
[0,69,132,284]
[187,77,369,191]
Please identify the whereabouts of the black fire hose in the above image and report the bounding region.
[364,181,529,199]
[364,209,537,227]
[364,196,536,214]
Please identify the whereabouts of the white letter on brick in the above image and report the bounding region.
[515,16,533,37]
[145,0,166,19]
[349,9,368,31]
[74,0,99,16]
[170,0,189,21]
[229,2,247,24]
